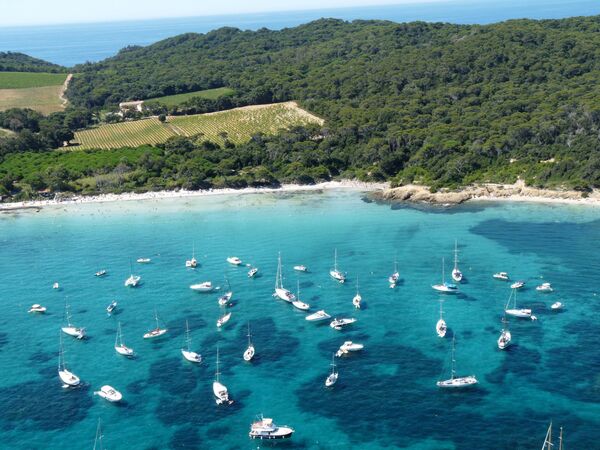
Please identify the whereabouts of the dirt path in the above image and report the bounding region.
[59,74,73,108]
[164,121,185,136]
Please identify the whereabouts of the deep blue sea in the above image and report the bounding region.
[0,189,598,449]
[1,0,600,66]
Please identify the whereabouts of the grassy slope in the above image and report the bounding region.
[0,72,66,89]
[0,85,66,114]
[74,102,323,149]
[146,87,235,106]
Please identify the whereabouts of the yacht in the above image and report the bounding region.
[143,310,168,339]
[106,300,117,315]
[352,277,362,309]
[95,269,107,277]
[388,260,400,288]
[218,290,233,307]
[274,252,296,302]
[432,257,458,294]
[61,303,86,339]
[329,317,357,330]
[436,300,447,338]
[510,280,525,290]
[243,323,255,361]
[329,248,346,283]
[551,301,564,310]
[186,243,198,268]
[227,256,242,265]
[536,282,553,292]
[493,272,510,281]
[336,341,364,357]
[181,320,202,363]
[292,280,310,311]
[213,347,233,405]
[325,354,338,387]
[28,304,46,313]
[249,415,294,440]
[451,240,463,282]
[190,281,213,292]
[217,312,232,328]
[114,322,134,357]
[247,267,258,278]
[497,317,512,350]
[124,274,141,287]
[504,288,534,319]
[306,310,331,322]
[136,258,151,263]
[58,334,80,388]
[94,385,123,403]
[294,265,308,272]
[436,337,478,388]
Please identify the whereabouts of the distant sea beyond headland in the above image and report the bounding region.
[1,0,599,66]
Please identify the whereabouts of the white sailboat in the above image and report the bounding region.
[274,252,295,302]
[352,277,362,309]
[217,311,232,328]
[61,302,86,339]
[451,240,463,282]
[497,316,512,350]
[114,322,134,356]
[218,279,233,306]
[329,248,346,283]
[124,260,141,287]
[504,288,536,320]
[292,280,310,311]
[432,257,458,294]
[143,310,168,339]
[185,242,198,268]
[388,259,400,288]
[58,334,80,387]
[541,422,564,450]
[213,347,233,405]
[181,319,202,363]
[436,300,447,338]
[325,353,338,387]
[436,337,478,388]
[243,322,255,361]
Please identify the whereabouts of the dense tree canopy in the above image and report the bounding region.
[0,52,66,73]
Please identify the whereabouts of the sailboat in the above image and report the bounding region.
[124,260,141,287]
[451,240,463,282]
[504,288,536,320]
[61,302,86,339]
[436,337,478,388]
[436,300,447,338]
[292,280,310,311]
[329,248,346,283]
[432,257,458,294]
[185,242,198,268]
[58,333,80,387]
[114,322,134,356]
[388,259,400,288]
[181,320,202,363]
[143,310,168,339]
[213,347,233,405]
[93,419,104,450]
[243,322,255,361]
[497,316,512,350]
[352,277,362,309]
[541,422,564,450]
[273,252,295,302]
[217,311,232,328]
[325,353,338,387]
[218,278,233,306]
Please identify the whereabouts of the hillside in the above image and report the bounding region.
[0,52,66,73]
[0,72,69,114]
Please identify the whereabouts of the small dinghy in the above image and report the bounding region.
[94,385,123,403]
[329,317,357,330]
[29,304,46,313]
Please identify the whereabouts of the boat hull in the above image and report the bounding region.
[274,288,295,302]
[243,346,255,361]
[182,349,202,363]
[115,345,134,356]
[436,376,478,388]
[505,308,532,318]
[59,369,80,387]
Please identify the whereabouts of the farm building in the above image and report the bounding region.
[119,100,144,112]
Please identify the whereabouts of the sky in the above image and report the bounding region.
[0,0,456,27]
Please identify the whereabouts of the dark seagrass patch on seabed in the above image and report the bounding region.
[169,425,202,449]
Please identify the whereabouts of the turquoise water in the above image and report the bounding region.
[1,0,600,66]
[0,190,598,449]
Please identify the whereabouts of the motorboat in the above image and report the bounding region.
[247,267,258,278]
[94,385,123,403]
[335,341,364,357]
[294,265,308,272]
[511,280,525,290]
[53,282,60,289]
[186,243,198,268]
[249,415,294,440]
[243,323,255,361]
[352,277,362,309]
[190,281,213,292]
[325,354,338,387]
[61,303,86,339]
[551,302,563,310]
[504,288,534,319]
[329,317,356,330]
[493,272,510,281]
[436,337,478,388]
[329,248,346,283]
[273,252,295,302]
[58,334,80,387]
[306,310,331,322]
[28,304,46,313]
[181,320,202,363]
[432,257,458,294]
[124,274,140,287]
[106,300,117,315]
[536,282,553,292]
[451,240,463,282]
[213,347,233,405]
[137,257,151,263]
[218,291,233,307]
[95,269,107,277]
[388,260,400,288]
[217,312,232,328]
[227,256,242,265]
[292,281,310,311]
[115,322,134,357]
[436,300,447,338]
[143,310,168,339]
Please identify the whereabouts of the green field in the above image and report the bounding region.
[74,102,323,150]
[0,72,67,89]
[146,87,235,106]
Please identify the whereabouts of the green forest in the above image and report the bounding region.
[3,16,600,200]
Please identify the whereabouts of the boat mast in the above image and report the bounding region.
[450,336,456,380]
[356,276,360,295]
[439,299,444,320]
[247,322,252,347]
[116,322,121,347]
[454,240,459,270]
[58,332,64,371]
[215,346,221,382]
[558,426,563,450]
[154,309,159,330]
[442,257,445,284]
[185,320,191,351]
[93,419,104,450]
[331,353,336,375]
[542,422,552,450]
[275,252,282,290]
[334,248,338,271]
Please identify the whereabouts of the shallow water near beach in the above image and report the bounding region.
[0,189,598,449]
